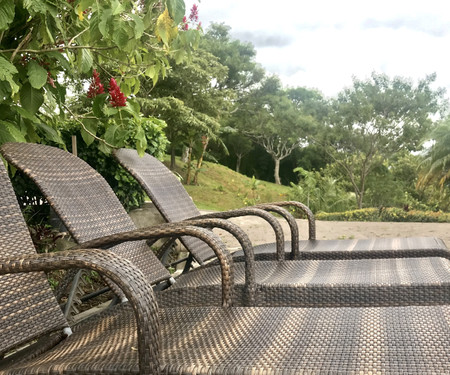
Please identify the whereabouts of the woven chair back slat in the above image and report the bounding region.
[0,161,68,355]
[1,143,170,285]
[114,148,216,263]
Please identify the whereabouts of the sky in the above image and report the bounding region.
[185,0,450,98]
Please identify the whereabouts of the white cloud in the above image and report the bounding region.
[185,0,450,98]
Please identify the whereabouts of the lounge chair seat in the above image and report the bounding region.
[4,303,449,374]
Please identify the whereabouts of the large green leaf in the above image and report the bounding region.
[131,14,144,39]
[0,120,26,144]
[113,24,129,49]
[78,48,93,73]
[80,119,98,146]
[0,56,19,95]
[92,93,108,117]
[135,125,147,156]
[0,0,14,31]
[27,60,48,89]
[166,0,185,24]
[35,123,64,145]
[20,83,44,115]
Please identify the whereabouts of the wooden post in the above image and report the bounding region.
[71,135,77,156]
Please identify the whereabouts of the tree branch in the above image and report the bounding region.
[64,105,115,149]
[10,28,33,62]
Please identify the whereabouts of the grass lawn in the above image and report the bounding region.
[163,156,291,211]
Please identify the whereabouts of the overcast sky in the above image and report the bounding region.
[185,0,450,98]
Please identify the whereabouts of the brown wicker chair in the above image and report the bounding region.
[1,154,449,374]
[114,148,449,263]
[2,142,450,309]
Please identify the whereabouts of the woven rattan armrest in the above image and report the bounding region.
[257,201,316,240]
[189,207,286,261]
[0,249,160,375]
[75,223,236,306]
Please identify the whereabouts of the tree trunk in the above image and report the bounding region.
[170,146,176,170]
[274,158,281,185]
[236,154,242,173]
[185,144,193,185]
[181,146,189,163]
[193,136,209,185]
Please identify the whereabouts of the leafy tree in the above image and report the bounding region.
[235,76,315,184]
[139,47,229,176]
[417,119,450,210]
[0,0,199,151]
[318,72,447,208]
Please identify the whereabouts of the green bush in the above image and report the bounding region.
[316,207,450,223]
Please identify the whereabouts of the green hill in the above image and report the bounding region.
[164,157,292,211]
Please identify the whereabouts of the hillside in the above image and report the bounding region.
[163,157,292,211]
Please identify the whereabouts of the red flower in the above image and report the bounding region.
[189,4,198,22]
[87,70,104,98]
[47,71,56,88]
[108,78,127,107]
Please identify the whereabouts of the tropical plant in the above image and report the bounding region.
[0,0,199,151]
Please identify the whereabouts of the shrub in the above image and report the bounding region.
[316,207,450,223]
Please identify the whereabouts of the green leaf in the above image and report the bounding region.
[80,119,97,146]
[92,93,108,117]
[35,123,64,145]
[104,106,118,116]
[131,14,144,39]
[113,24,129,49]
[0,0,15,32]
[99,8,112,38]
[111,0,124,15]
[78,48,93,73]
[127,98,140,115]
[20,83,44,115]
[0,56,19,95]
[135,125,147,156]
[13,105,40,123]
[0,120,26,143]
[104,123,119,145]
[166,0,185,24]
[27,60,48,89]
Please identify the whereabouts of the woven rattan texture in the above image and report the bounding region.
[4,304,450,374]
[159,257,450,307]
[0,161,68,355]
[0,143,170,285]
[113,148,218,263]
[114,148,449,263]
[231,236,450,262]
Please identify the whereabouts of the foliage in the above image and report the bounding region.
[418,118,450,193]
[317,72,447,208]
[289,167,354,213]
[233,76,316,184]
[59,117,168,212]
[139,46,229,172]
[316,207,450,223]
[0,0,199,150]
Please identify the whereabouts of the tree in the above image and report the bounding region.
[417,119,450,210]
[235,76,315,184]
[138,48,229,173]
[318,72,447,208]
[0,0,199,152]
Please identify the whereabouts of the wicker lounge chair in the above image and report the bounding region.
[114,148,449,263]
[1,157,449,374]
[2,142,450,309]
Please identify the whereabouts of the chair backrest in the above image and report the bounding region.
[0,159,68,356]
[113,148,216,263]
[0,143,171,285]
